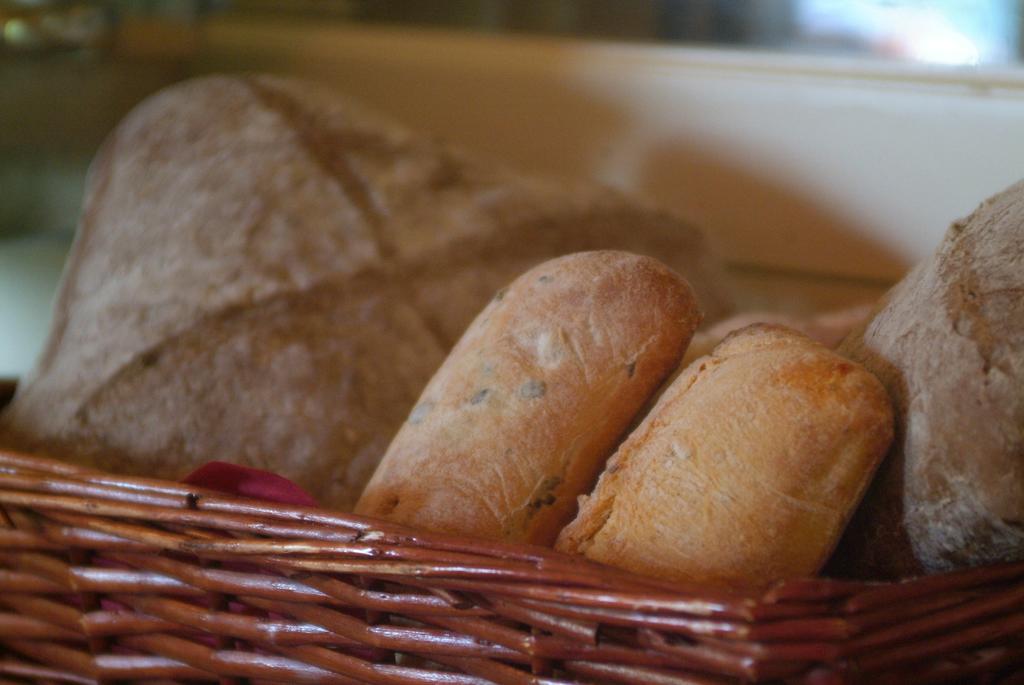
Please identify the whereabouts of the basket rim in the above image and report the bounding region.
[1,374,1022,609]
[3,441,1024,607]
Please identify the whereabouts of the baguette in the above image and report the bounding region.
[356,251,702,545]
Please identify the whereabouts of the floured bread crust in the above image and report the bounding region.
[833,179,1024,577]
[3,275,445,511]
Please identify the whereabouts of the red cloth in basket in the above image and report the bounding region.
[181,461,318,507]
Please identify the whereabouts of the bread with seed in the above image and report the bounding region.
[356,251,702,545]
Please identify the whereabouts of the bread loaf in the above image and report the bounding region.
[831,180,1024,577]
[556,325,893,589]
[0,75,732,509]
[356,251,701,545]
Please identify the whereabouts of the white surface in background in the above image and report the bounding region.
[562,47,1024,278]
[795,1,1016,65]
[0,234,69,377]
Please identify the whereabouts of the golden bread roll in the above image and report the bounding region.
[556,324,893,588]
[355,251,702,545]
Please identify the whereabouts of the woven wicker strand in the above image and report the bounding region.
[0,379,1022,684]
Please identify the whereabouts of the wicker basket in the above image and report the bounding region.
[1,380,1022,685]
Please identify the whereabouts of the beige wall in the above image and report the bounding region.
[199,22,1024,282]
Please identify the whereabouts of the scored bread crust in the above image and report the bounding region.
[556,324,893,589]
[355,251,702,545]
[0,75,732,510]
[2,275,446,511]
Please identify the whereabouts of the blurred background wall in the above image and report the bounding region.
[3,0,1024,374]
